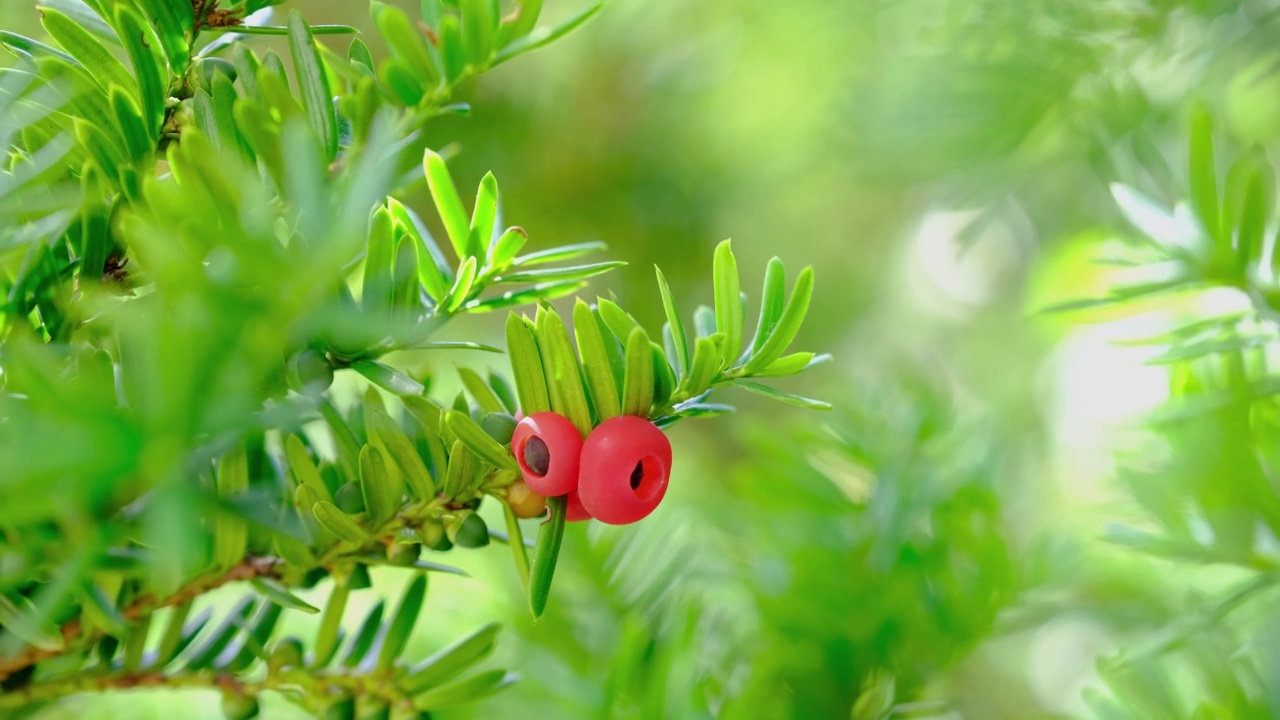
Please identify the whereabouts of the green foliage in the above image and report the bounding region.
[1047,117,1280,718]
[0,1,827,716]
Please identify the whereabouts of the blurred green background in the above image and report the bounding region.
[11,0,1280,717]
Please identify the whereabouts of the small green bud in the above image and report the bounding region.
[334,482,366,514]
[348,563,373,590]
[221,692,260,720]
[287,349,334,395]
[480,412,518,445]
[268,636,305,673]
[197,57,238,87]
[448,511,490,548]
[420,519,452,551]
[322,693,356,720]
[389,542,421,566]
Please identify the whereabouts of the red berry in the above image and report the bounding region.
[578,415,672,525]
[565,489,592,522]
[511,412,583,497]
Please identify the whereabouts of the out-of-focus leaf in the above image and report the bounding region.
[341,599,384,667]
[377,574,427,669]
[403,622,502,693]
[492,0,604,67]
[40,9,134,94]
[312,501,370,543]
[736,381,832,411]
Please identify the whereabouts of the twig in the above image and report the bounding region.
[0,556,283,682]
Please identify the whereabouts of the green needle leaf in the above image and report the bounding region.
[736,381,832,411]
[574,298,620,420]
[621,326,654,417]
[655,266,689,375]
[214,444,250,571]
[185,598,256,671]
[505,312,550,414]
[445,410,520,472]
[680,335,720,400]
[442,440,479,500]
[537,307,593,434]
[443,255,478,311]
[414,669,521,709]
[366,405,436,500]
[313,579,350,667]
[153,600,194,668]
[0,594,62,651]
[206,24,358,35]
[597,298,640,344]
[288,10,339,161]
[458,366,506,414]
[135,0,191,73]
[508,0,543,40]
[403,622,502,694]
[353,359,426,396]
[512,240,606,267]
[359,444,400,526]
[388,197,453,302]
[312,501,371,543]
[489,227,528,269]
[363,205,396,313]
[755,352,831,377]
[371,1,440,90]
[529,495,567,618]
[109,87,149,162]
[495,261,625,284]
[341,600,384,668]
[112,6,165,138]
[319,399,362,481]
[40,9,135,96]
[747,258,785,358]
[460,0,495,66]
[470,172,498,260]
[285,434,334,505]
[742,266,814,375]
[424,149,471,261]
[1190,106,1219,240]
[251,578,321,614]
[377,574,427,670]
[493,0,604,67]
[713,240,743,368]
[501,504,531,592]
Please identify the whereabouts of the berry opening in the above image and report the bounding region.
[630,456,664,502]
[523,436,550,476]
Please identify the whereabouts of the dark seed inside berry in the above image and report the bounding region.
[524,436,551,476]
[629,461,644,490]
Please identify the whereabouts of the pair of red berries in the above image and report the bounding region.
[510,413,673,525]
